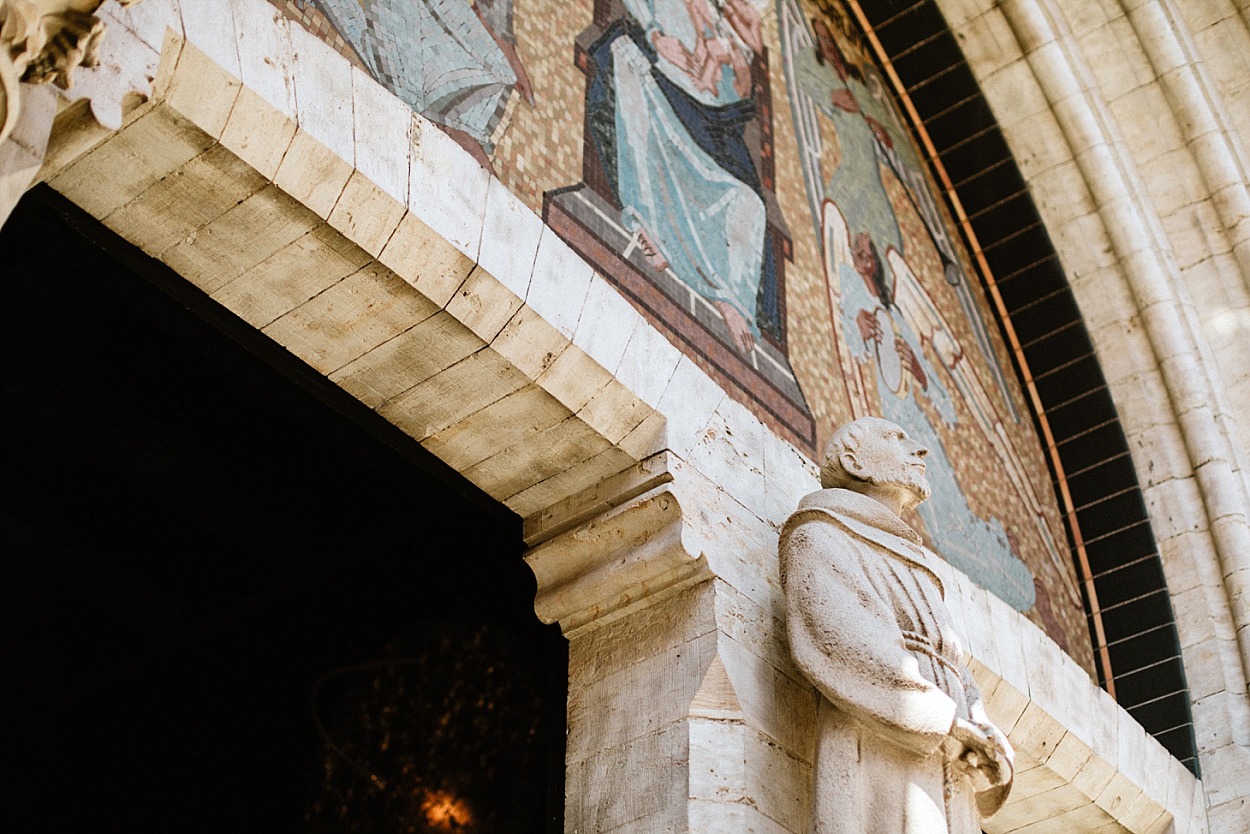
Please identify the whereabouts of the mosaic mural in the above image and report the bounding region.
[547,0,809,443]
[274,0,1094,672]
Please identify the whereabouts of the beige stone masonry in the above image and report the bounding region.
[12,0,1230,831]
[38,11,669,522]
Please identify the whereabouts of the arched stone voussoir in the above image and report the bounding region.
[33,6,670,523]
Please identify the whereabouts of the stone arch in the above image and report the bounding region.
[929,0,1250,820]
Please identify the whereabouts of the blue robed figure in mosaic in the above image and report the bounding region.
[584,0,782,355]
[312,0,532,170]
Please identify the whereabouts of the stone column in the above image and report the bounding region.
[525,452,816,833]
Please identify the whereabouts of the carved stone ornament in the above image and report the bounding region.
[779,416,1014,833]
[524,452,712,636]
[0,0,137,144]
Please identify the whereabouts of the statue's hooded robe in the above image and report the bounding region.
[780,487,1012,833]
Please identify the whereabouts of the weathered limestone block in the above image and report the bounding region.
[527,454,805,833]
[560,571,719,833]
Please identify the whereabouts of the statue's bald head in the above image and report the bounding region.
[820,418,876,490]
[819,417,931,508]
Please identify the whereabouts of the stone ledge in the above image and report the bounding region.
[949,562,1203,834]
[526,481,713,636]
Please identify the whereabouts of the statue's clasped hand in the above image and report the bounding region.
[948,718,1012,793]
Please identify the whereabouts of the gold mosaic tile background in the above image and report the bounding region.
[279,0,1093,676]
[491,1,590,211]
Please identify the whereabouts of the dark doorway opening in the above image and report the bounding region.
[2,186,566,834]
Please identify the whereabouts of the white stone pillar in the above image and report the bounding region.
[524,452,816,833]
[525,456,716,833]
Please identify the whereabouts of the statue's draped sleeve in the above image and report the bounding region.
[782,510,958,757]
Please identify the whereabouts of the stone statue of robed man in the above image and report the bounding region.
[780,416,1014,833]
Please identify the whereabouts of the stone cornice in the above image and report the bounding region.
[525,453,713,636]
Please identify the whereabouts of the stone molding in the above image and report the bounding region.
[525,453,713,636]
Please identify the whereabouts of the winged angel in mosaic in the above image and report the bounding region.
[311,0,532,171]
[779,0,1074,611]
